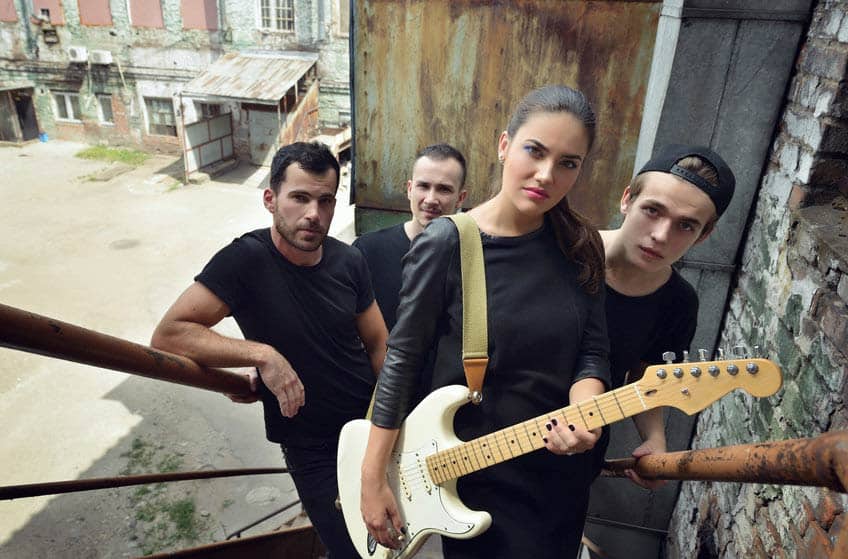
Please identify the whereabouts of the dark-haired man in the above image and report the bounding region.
[353,143,468,330]
[600,144,735,488]
[152,142,387,558]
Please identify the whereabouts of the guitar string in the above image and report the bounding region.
[404,387,653,480]
[402,368,756,482]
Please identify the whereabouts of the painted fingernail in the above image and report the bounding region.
[551,418,558,426]
[568,424,576,431]
[543,437,548,443]
[545,423,552,431]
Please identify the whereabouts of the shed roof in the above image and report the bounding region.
[180,51,318,105]
[0,81,35,92]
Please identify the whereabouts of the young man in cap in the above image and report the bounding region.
[353,143,468,331]
[600,144,736,488]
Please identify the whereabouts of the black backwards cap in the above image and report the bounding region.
[636,144,736,217]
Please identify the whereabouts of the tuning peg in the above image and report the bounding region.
[662,351,676,364]
[698,349,709,361]
[682,350,690,363]
[717,347,726,360]
[733,345,748,359]
[752,345,762,358]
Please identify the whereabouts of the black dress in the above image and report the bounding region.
[371,217,610,559]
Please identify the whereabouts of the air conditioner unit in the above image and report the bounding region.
[90,50,113,65]
[67,46,88,63]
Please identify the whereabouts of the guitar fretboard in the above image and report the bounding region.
[425,383,651,484]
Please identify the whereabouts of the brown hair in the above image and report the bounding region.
[505,85,604,294]
[629,155,719,238]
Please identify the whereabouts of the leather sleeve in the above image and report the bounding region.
[574,284,611,390]
[369,219,459,428]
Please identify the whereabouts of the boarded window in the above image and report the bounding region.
[336,0,349,37]
[145,97,177,136]
[0,0,17,22]
[97,94,114,124]
[32,0,64,24]
[129,0,164,28]
[196,102,222,120]
[53,92,81,121]
[259,0,294,32]
[181,0,218,30]
[78,0,111,26]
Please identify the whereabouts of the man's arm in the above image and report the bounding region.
[355,300,388,377]
[151,282,305,417]
[627,362,668,489]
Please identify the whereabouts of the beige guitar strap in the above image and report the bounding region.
[365,214,490,419]
[446,214,489,404]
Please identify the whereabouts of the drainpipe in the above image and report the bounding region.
[16,0,38,57]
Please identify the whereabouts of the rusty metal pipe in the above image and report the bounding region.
[0,468,287,501]
[0,303,251,396]
[603,431,848,493]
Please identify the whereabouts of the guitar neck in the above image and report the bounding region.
[425,383,653,484]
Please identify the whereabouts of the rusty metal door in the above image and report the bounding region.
[352,0,662,232]
[248,107,280,167]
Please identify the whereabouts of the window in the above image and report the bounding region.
[181,0,218,30]
[97,94,114,124]
[196,102,221,120]
[32,0,64,24]
[336,0,349,37]
[129,0,163,28]
[0,0,18,23]
[260,0,294,32]
[53,92,81,121]
[145,97,177,136]
[78,0,112,26]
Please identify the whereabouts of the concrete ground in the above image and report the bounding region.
[0,140,359,557]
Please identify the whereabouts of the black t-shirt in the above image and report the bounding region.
[605,269,698,389]
[352,223,410,331]
[195,228,376,443]
[371,217,610,558]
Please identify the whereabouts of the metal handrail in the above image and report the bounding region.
[0,468,287,500]
[602,431,848,493]
[0,303,251,395]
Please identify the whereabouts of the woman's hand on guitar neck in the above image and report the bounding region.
[542,416,601,455]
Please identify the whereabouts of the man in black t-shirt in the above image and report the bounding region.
[151,142,387,558]
[600,144,736,488]
[353,143,467,331]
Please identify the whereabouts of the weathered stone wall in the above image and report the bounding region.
[667,1,848,557]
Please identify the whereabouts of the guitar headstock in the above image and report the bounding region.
[635,354,783,415]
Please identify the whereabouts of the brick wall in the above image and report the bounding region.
[667,1,848,557]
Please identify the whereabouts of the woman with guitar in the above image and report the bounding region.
[359,85,610,558]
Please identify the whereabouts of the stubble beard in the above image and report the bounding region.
[275,216,325,253]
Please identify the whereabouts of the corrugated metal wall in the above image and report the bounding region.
[353,0,662,231]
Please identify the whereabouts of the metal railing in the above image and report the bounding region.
[1,302,846,558]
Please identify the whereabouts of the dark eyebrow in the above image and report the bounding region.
[526,139,583,161]
[643,198,704,228]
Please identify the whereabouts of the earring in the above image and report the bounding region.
[498,155,504,165]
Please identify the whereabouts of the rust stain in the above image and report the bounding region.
[354,0,661,225]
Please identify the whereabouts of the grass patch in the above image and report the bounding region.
[76,145,150,166]
[122,437,208,555]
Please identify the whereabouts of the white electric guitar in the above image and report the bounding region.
[337,356,782,559]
